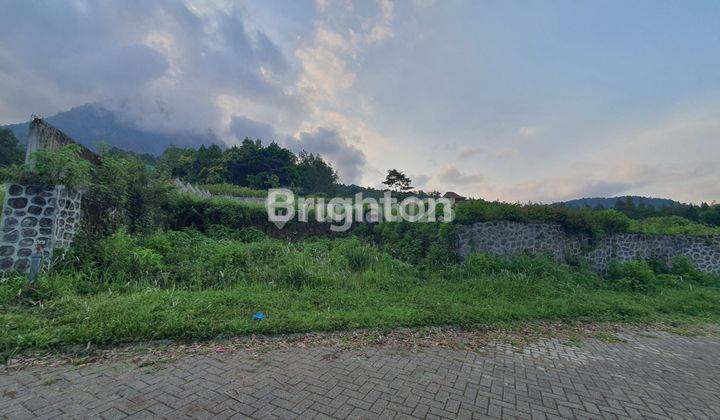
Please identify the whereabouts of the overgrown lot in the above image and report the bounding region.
[1,229,719,361]
[2,144,720,362]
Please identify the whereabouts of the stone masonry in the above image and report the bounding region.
[0,184,82,273]
[0,117,95,274]
[458,221,720,274]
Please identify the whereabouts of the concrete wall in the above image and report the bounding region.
[0,183,82,273]
[458,221,720,274]
[25,117,100,166]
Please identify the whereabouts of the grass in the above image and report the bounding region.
[628,216,720,235]
[1,231,719,360]
[200,183,267,198]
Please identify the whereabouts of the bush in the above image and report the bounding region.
[96,230,164,279]
[462,253,505,275]
[594,210,631,234]
[165,193,268,231]
[83,152,172,237]
[13,145,94,188]
[206,225,267,242]
[201,183,267,198]
[355,222,458,266]
[272,258,316,288]
[669,255,696,276]
[668,255,717,286]
[335,238,375,272]
[628,216,720,235]
[607,260,656,292]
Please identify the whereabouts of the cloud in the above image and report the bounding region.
[518,126,540,137]
[457,146,520,161]
[0,0,398,186]
[229,116,277,143]
[292,0,397,184]
[366,0,394,44]
[437,165,483,186]
[0,1,302,136]
[469,160,720,204]
[410,174,431,190]
[457,147,483,160]
[3,1,716,205]
[290,127,367,184]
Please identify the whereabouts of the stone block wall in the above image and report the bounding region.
[458,221,720,274]
[586,234,720,274]
[0,183,82,273]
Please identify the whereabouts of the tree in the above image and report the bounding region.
[382,169,413,193]
[0,128,24,167]
[296,151,338,194]
[614,196,637,218]
[83,152,171,236]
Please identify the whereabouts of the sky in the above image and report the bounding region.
[1,0,719,203]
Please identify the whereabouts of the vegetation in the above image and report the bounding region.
[454,200,632,238]
[81,149,172,237]
[158,140,338,195]
[382,169,413,193]
[1,131,719,361]
[0,128,24,167]
[5,144,94,188]
[628,216,720,236]
[606,196,720,227]
[200,183,267,198]
[0,230,718,359]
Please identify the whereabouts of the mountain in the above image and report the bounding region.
[558,196,683,209]
[2,104,221,155]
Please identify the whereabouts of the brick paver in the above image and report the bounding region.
[2,328,720,419]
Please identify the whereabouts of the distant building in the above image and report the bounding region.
[443,191,467,202]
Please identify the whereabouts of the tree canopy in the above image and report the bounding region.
[382,169,413,193]
[157,139,339,195]
[0,128,24,167]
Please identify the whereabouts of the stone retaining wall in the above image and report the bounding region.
[0,183,82,273]
[458,221,720,274]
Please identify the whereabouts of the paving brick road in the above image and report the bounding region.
[1,328,720,419]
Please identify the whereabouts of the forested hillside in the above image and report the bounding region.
[3,104,219,155]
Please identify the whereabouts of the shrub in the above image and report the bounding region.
[244,239,288,263]
[355,222,458,266]
[342,244,374,272]
[606,260,655,292]
[96,230,164,279]
[165,193,269,232]
[83,152,172,237]
[206,225,267,242]
[462,253,505,275]
[668,255,717,286]
[628,216,720,235]
[595,210,631,234]
[669,255,696,276]
[13,145,93,188]
[646,258,670,275]
[201,183,267,198]
[272,258,315,288]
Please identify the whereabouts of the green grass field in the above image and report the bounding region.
[1,230,719,360]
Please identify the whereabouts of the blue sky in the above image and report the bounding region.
[1,0,719,202]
